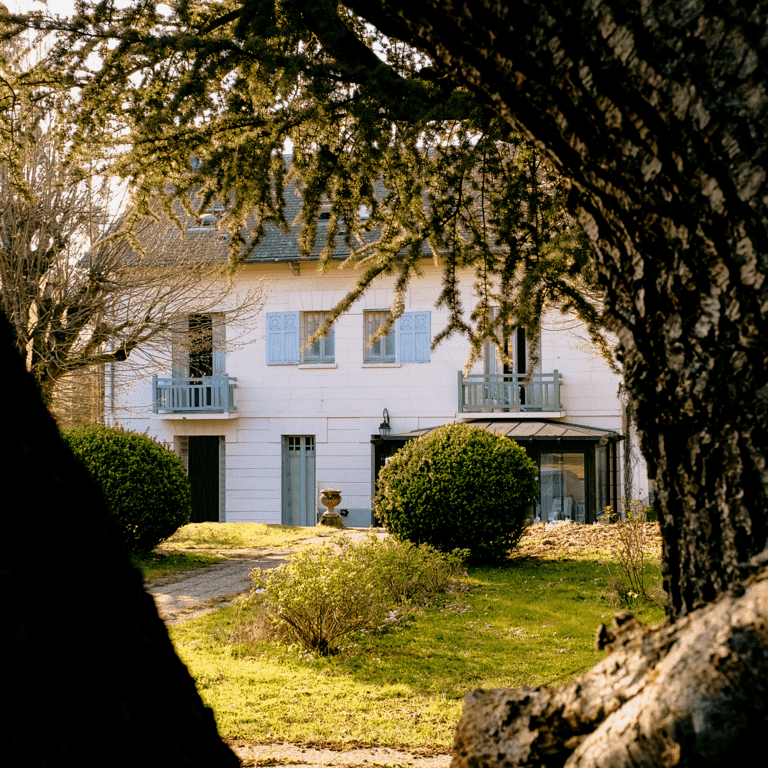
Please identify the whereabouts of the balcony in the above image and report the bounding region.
[458,370,562,414]
[152,376,237,416]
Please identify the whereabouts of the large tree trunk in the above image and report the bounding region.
[453,564,768,767]
[345,0,768,619]
[341,1,768,764]
[0,311,239,767]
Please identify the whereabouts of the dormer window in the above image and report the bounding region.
[188,206,224,230]
[359,205,371,221]
[318,203,332,222]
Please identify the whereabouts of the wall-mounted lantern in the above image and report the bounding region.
[378,408,391,438]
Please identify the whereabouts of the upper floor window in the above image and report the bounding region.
[364,310,431,364]
[364,311,396,363]
[266,311,335,365]
[172,313,226,378]
[302,312,335,364]
[484,324,526,375]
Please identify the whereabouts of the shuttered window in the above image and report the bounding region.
[398,312,431,363]
[364,311,396,363]
[267,311,335,365]
[363,311,431,363]
[266,311,300,364]
[302,312,335,363]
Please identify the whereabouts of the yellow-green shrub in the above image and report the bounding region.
[251,535,465,655]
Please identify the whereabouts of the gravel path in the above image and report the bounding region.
[147,549,291,625]
[146,529,388,625]
[227,741,452,768]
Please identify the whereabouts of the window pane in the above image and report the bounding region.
[539,453,586,523]
[303,312,333,363]
[384,327,396,360]
[364,311,395,363]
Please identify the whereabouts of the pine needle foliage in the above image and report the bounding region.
[10,0,616,370]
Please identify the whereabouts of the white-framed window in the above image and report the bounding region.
[364,310,396,363]
[363,310,431,364]
[172,313,226,377]
[483,321,526,375]
[302,311,335,364]
[266,311,335,365]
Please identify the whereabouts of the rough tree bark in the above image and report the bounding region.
[0,311,239,767]
[346,0,768,619]
[339,0,768,764]
[454,566,768,766]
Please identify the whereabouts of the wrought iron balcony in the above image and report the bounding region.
[458,371,562,413]
[152,376,237,415]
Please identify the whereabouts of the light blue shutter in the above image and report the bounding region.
[172,316,190,378]
[267,311,300,364]
[399,312,430,363]
[212,314,226,375]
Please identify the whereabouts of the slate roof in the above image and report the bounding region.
[123,162,391,265]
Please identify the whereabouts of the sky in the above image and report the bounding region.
[19,0,76,13]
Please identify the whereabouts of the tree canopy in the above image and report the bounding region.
[9,0,768,613]
[6,0,611,371]
[4,2,768,765]
[0,22,266,417]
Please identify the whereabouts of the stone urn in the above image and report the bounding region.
[318,488,345,528]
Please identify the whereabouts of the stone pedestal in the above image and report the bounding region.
[318,488,345,528]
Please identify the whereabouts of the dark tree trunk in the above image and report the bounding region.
[345,0,768,619]
[339,1,768,764]
[453,573,768,767]
[0,311,238,767]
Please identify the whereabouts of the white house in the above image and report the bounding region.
[108,186,648,526]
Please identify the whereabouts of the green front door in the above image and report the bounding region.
[188,435,220,522]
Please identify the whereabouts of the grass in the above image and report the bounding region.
[169,554,665,748]
[134,522,339,581]
[160,522,336,551]
[132,551,224,581]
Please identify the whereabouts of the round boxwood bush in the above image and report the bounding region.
[62,425,191,555]
[375,423,538,563]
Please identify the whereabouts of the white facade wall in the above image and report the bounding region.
[110,261,648,524]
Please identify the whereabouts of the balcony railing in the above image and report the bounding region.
[458,371,562,413]
[152,376,237,415]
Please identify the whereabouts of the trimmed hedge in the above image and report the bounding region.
[62,425,191,554]
[375,423,538,562]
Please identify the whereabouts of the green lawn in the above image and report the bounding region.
[169,554,664,748]
[160,522,336,550]
[134,522,340,581]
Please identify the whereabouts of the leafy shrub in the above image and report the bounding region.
[350,536,466,604]
[62,425,191,554]
[250,534,465,655]
[375,423,538,563]
[603,498,664,608]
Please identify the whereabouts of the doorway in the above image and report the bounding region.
[187,436,221,522]
[282,435,316,526]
